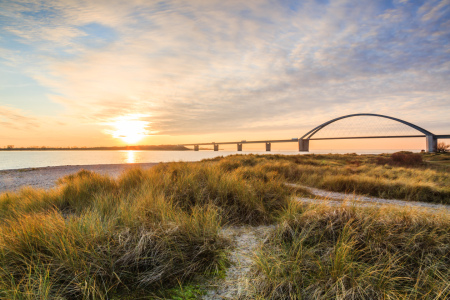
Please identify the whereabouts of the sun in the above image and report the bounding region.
[105,114,150,144]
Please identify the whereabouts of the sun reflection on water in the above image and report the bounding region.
[125,150,136,164]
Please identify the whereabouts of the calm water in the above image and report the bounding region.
[0,149,417,170]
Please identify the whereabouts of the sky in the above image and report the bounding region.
[0,0,449,150]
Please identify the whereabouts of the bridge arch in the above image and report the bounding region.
[299,113,437,152]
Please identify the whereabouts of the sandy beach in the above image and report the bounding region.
[0,163,158,193]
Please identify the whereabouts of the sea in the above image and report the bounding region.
[0,149,420,171]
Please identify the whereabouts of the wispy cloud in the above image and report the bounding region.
[0,105,39,130]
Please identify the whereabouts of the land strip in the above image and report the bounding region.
[0,145,188,151]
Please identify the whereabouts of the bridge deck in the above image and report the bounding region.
[181,139,298,146]
[309,135,426,141]
[180,135,432,146]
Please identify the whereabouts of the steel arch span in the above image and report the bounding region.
[298,113,439,152]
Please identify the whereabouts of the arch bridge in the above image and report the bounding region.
[180,113,450,153]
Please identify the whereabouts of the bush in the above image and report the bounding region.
[437,142,449,153]
[376,151,423,167]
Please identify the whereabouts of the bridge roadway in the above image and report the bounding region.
[181,138,298,151]
[180,135,450,152]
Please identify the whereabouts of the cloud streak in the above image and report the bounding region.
[0,105,39,130]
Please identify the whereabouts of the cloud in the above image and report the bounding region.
[0,0,449,141]
[0,105,40,130]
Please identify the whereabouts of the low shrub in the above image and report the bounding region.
[376,151,423,167]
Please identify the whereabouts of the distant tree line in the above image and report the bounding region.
[1,145,189,151]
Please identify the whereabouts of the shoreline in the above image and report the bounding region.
[0,163,159,193]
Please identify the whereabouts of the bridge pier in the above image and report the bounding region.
[426,135,437,153]
[266,142,271,151]
[194,145,199,151]
[237,143,243,151]
[214,144,219,151]
[299,139,309,152]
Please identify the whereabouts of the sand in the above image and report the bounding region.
[0,163,158,193]
[203,225,274,299]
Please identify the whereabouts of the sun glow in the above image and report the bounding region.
[105,114,150,144]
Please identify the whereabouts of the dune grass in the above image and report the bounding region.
[0,169,229,299]
[251,202,450,299]
[0,158,297,298]
[206,153,450,204]
[0,153,448,299]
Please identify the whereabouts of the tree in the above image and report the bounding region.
[6,145,14,149]
[437,142,449,153]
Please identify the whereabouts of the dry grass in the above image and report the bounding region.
[223,153,450,204]
[251,202,450,299]
[0,157,296,298]
[0,153,448,299]
[0,169,230,299]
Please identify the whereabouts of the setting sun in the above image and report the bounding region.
[104,114,150,144]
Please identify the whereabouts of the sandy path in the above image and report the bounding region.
[287,183,450,212]
[0,163,158,193]
[203,225,274,299]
